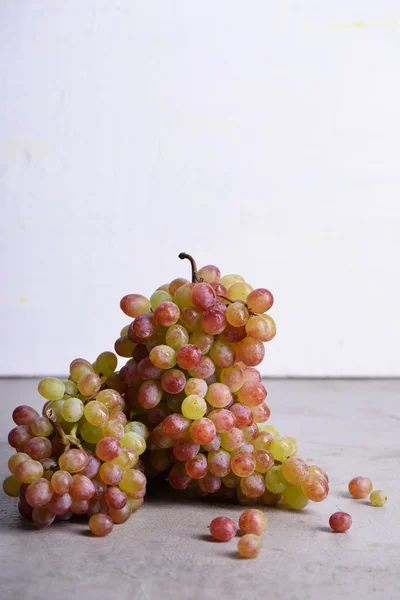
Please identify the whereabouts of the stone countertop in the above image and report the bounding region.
[0,378,399,600]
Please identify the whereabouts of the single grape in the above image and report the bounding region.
[8,452,30,474]
[12,405,39,426]
[253,449,274,474]
[230,404,253,428]
[242,368,262,383]
[138,380,163,409]
[78,373,102,397]
[83,401,109,427]
[51,470,73,494]
[240,473,266,498]
[80,422,103,445]
[209,516,237,541]
[198,473,221,494]
[114,335,136,358]
[203,434,221,452]
[370,490,387,507]
[329,511,352,532]
[284,485,309,510]
[302,474,329,502]
[70,474,95,500]
[185,453,208,479]
[244,424,261,443]
[104,486,127,510]
[14,459,44,483]
[25,478,53,508]
[161,369,186,395]
[3,475,21,497]
[168,277,189,295]
[222,472,239,489]
[220,323,247,343]
[95,351,118,376]
[61,397,84,423]
[172,438,200,462]
[120,432,146,455]
[348,476,373,499]
[239,509,267,535]
[237,338,265,367]
[231,451,256,477]
[188,356,216,379]
[260,489,282,506]
[8,425,33,449]
[150,290,173,310]
[237,382,267,407]
[269,437,293,462]
[184,378,208,398]
[174,283,194,309]
[165,324,189,350]
[219,274,245,288]
[70,358,94,382]
[201,309,227,335]
[119,468,146,495]
[162,414,191,439]
[259,424,280,438]
[265,466,288,495]
[226,302,249,327]
[120,294,151,317]
[176,344,202,370]
[191,282,216,311]
[251,402,271,424]
[149,345,176,370]
[99,461,123,485]
[206,383,232,408]
[198,264,221,282]
[209,340,236,368]
[245,315,275,342]
[31,416,53,437]
[220,428,244,451]
[208,409,236,433]
[181,395,207,420]
[190,418,216,445]
[38,377,65,401]
[208,449,231,477]
[128,313,157,342]
[24,437,52,461]
[227,282,253,302]
[281,456,310,485]
[309,465,329,482]
[246,288,274,313]
[108,504,132,524]
[220,365,244,393]
[102,420,124,439]
[45,492,72,516]
[89,513,114,537]
[237,534,262,558]
[32,506,55,528]
[189,330,213,355]
[168,463,192,490]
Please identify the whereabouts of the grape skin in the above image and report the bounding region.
[209,517,237,541]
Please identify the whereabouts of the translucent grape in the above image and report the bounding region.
[221,323,247,343]
[181,395,207,420]
[309,465,329,482]
[348,476,373,499]
[220,274,245,288]
[190,418,216,445]
[227,282,253,302]
[269,437,293,462]
[260,489,282,505]
[83,401,109,427]
[184,378,208,398]
[12,405,39,426]
[128,313,157,342]
[8,452,30,474]
[171,438,199,462]
[243,423,260,442]
[185,453,208,479]
[31,416,53,437]
[89,513,114,536]
[105,486,127,510]
[51,470,73,494]
[208,408,236,433]
[220,428,244,451]
[243,368,262,383]
[154,301,180,327]
[148,403,171,425]
[161,369,186,395]
[112,447,139,470]
[329,511,352,532]
[225,302,249,327]
[3,475,21,497]
[197,264,220,282]
[370,490,387,507]
[162,414,191,439]
[149,345,176,370]
[246,288,274,313]
[284,485,309,510]
[118,468,146,495]
[168,463,192,490]
[238,534,262,558]
[24,437,52,461]
[179,307,202,332]
[188,356,216,379]
[203,433,221,452]
[220,365,244,393]
[240,472,265,498]
[102,420,124,439]
[69,474,95,500]
[175,344,202,370]
[209,340,236,369]
[96,437,121,462]
[265,466,288,494]
[253,449,274,474]
[245,315,275,342]
[14,459,43,483]
[230,404,253,429]
[206,383,232,408]
[78,373,101,397]
[124,421,149,440]
[47,492,72,515]
[165,324,189,350]
[208,449,231,477]
[25,478,53,508]
[189,330,214,354]
[138,380,163,409]
[120,432,146,455]
[191,282,216,311]
[174,283,194,309]
[95,351,118,376]
[201,309,227,335]
[120,294,151,317]
[239,509,267,535]
[109,411,128,426]
[281,456,310,485]
[70,358,94,383]
[302,474,329,502]
[99,462,123,485]
[80,422,103,444]
[169,277,189,295]
[38,377,65,401]
[61,397,84,423]
[114,335,135,358]
[237,338,265,367]
[237,382,267,407]
[32,507,55,528]
[231,451,256,477]
[259,424,279,438]
[198,473,221,494]
[209,516,237,541]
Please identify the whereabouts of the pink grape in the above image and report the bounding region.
[220,428,245,451]
[120,294,151,318]
[168,463,192,490]
[237,382,267,406]
[198,473,221,494]
[96,438,121,462]
[185,454,208,479]
[231,451,256,477]
[12,405,39,427]
[137,357,163,380]
[162,414,191,439]
[209,340,236,368]
[209,516,237,541]
[240,472,266,498]
[188,356,216,379]
[25,478,53,508]
[99,462,123,486]
[191,282,216,311]
[70,499,90,514]
[230,403,253,428]
[329,512,352,533]
[180,307,202,332]
[237,534,262,558]
[169,277,189,296]
[32,507,55,528]
[24,437,52,461]
[197,265,221,282]
[206,383,232,408]
[51,470,73,494]
[251,402,271,423]
[89,513,114,537]
[105,486,127,510]
[208,449,231,477]
[173,438,200,462]
[237,338,265,367]
[47,492,72,515]
[190,418,216,445]
[246,288,274,313]
[208,409,236,433]
[176,344,202,370]
[138,380,163,409]
[161,369,186,394]
[154,301,180,326]
[201,309,227,335]
[70,474,95,500]
[59,449,89,473]
[239,509,267,535]
[8,426,33,450]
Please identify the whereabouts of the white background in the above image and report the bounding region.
[1,1,399,377]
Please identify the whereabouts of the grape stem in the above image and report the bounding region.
[178,252,203,283]
[217,295,257,317]
[46,409,83,451]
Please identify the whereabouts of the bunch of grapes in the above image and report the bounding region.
[3,352,147,535]
[115,253,329,510]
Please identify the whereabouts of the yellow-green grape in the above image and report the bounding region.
[189,331,214,354]
[61,397,84,423]
[225,302,249,327]
[63,380,78,396]
[112,447,139,470]
[158,283,170,292]
[284,485,309,510]
[47,399,64,421]
[165,324,189,350]
[3,475,21,497]
[226,282,253,302]
[69,358,94,382]
[219,274,245,288]
[269,437,293,462]
[150,290,173,310]
[124,421,149,440]
[77,373,101,396]
[286,436,298,454]
[181,395,207,420]
[95,352,118,376]
[258,314,277,341]
[184,378,208,398]
[120,324,130,336]
[80,421,103,444]
[252,431,273,451]
[259,424,280,438]
[265,465,288,494]
[118,468,146,495]
[84,401,109,427]
[149,345,176,369]
[173,283,194,309]
[120,432,146,455]
[245,315,275,342]
[38,377,65,401]
[370,490,387,507]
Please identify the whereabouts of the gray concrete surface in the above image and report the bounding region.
[0,378,399,600]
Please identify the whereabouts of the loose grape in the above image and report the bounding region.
[209,516,237,541]
[284,485,309,510]
[231,451,256,477]
[25,478,53,508]
[3,475,21,497]
[237,534,262,558]
[12,405,39,426]
[120,432,146,455]
[185,453,208,479]
[165,324,189,350]
[281,457,310,485]
[14,459,44,483]
[89,513,114,537]
[370,490,387,506]
[348,476,373,499]
[149,345,176,369]
[38,377,65,401]
[329,511,352,532]
[161,369,186,395]
[239,509,267,535]
[61,397,84,423]
[51,470,73,494]
[182,395,207,420]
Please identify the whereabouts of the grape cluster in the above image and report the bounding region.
[3,354,146,535]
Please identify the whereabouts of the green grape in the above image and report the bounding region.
[120,432,146,455]
[165,324,189,350]
[173,283,194,309]
[283,485,309,510]
[259,424,280,438]
[3,475,21,497]
[269,437,293,462]
[38,377,65,401]
[80,421,103,444]
[47,399,64,421]
[181,395,207,420]
[63,380,78,396]
[61,398,84,423]
[124,422,149,440]
[150,290,173,310]
[219,274,245,288]
[95,352,118,376]
[84,401,109,427]
[112,447,139,470]
[118,468,146,495]
[265,466,288,494]
[120,324,130,336]
[370,490,387,507]
[70,358,94,382]
[226,282,253,302]
[149,345,176,370]
[286,436,298,454]
[77,373,101,396]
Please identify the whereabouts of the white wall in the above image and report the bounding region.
[1,0,400,377]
